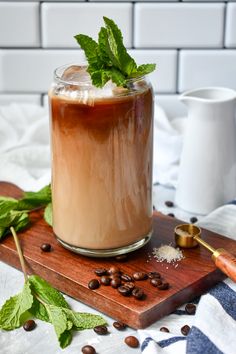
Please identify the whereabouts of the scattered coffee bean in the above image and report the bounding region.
[121,274,133,282]
[150,278,162,287]
[167,213,175,217]
[165,200,174,207]
[124,282,135,290]
[190,216,198,224]
[110,274,121,281]
[88,279,100,290]
[100,275,111,286]
[93,325,108,335]
[108,266,121,275]
[185,303,196,315]
[157,282,169,290]
[133,272,148,281]
[40,243,51,252]
[148,271,161,279]
[111,278,122,289]
[115,254,128,262]
[132,287,144,300]
[113,321,127,331]
[124,336,140,348]
[81,345,96,354]
[160,327,170,333]
[94,268,107,276]
[23,319,36,331]
[118,285,131,296]
[181,325,190,336]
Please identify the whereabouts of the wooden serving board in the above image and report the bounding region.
[0,182,235,329]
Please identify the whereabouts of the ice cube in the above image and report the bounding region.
[61,65,91,84]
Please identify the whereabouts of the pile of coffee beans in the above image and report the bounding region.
[87,266,170,300]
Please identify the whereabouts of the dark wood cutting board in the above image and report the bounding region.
[0,182,235,329]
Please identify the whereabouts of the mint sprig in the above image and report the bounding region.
[0,228,106,349]
[0,185,52,239]
[74,16,156,88]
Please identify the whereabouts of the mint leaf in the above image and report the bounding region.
[0,281,33,330]
[74,34,100,70]
[28,275,70,310]
[45,304,72,349]
[98,27,112,64]
[18,185,51,210]
[103,16,137,76]
[0,197,18,214]
[0,211,29,239]
[30,298,50,323]
[44,203,52,227]
[59,330,73,349]
[74,17,156,88]
[135,64,156,77]
[63,309,106,330]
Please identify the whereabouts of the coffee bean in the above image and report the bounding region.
[118,285,131,296]
[93,325,108,335]
[157,282,169,290]
[148,271,161,279]
[132,287,144,300]
[94,268,107,276]
[133,272,148,281]
[124,282,135,290]
[110,274,121,282]
[111,278,122,289]
[23,320,36,331]
[40,243,51,252]
[150,278,162,287]
[113,321,127,331]
[81,345,96,354]
[153,205,156,211]
[160,327,169,333]
[165,200,174,207]
[181,325,190,336]
[121,274,133,282]
[185,303,196,315]
[88,279,100,290]
[115,254,128,262]
[167,213,175,217]
[190,216,198,224]
[124,336,140,348]
[100,276,111,286]
[108,266,121,275]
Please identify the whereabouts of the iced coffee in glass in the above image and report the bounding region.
[49,64,154,257]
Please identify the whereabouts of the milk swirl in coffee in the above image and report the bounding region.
[49,65,154,255]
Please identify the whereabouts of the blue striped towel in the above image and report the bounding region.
[139,204,236,354]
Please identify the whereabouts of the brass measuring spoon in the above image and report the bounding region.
[174,224,236,282]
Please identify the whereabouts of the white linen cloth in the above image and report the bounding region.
[0,103,51,191]
[0,103,236,354]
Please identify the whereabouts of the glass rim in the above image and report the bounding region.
[53,63,148,87]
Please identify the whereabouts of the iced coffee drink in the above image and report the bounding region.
[49,65,154,256]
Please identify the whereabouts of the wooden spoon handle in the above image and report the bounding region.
[212,248,236,282]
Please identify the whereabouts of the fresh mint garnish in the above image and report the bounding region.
[0,281,33,330]
[44,202,52,227]
[0,185,52,239]
[74,16,156,88]
[0,228,106,349]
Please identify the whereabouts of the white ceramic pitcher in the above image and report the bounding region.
[175,87,236,214]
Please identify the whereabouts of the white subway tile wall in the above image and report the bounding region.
[0,0,235,106]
